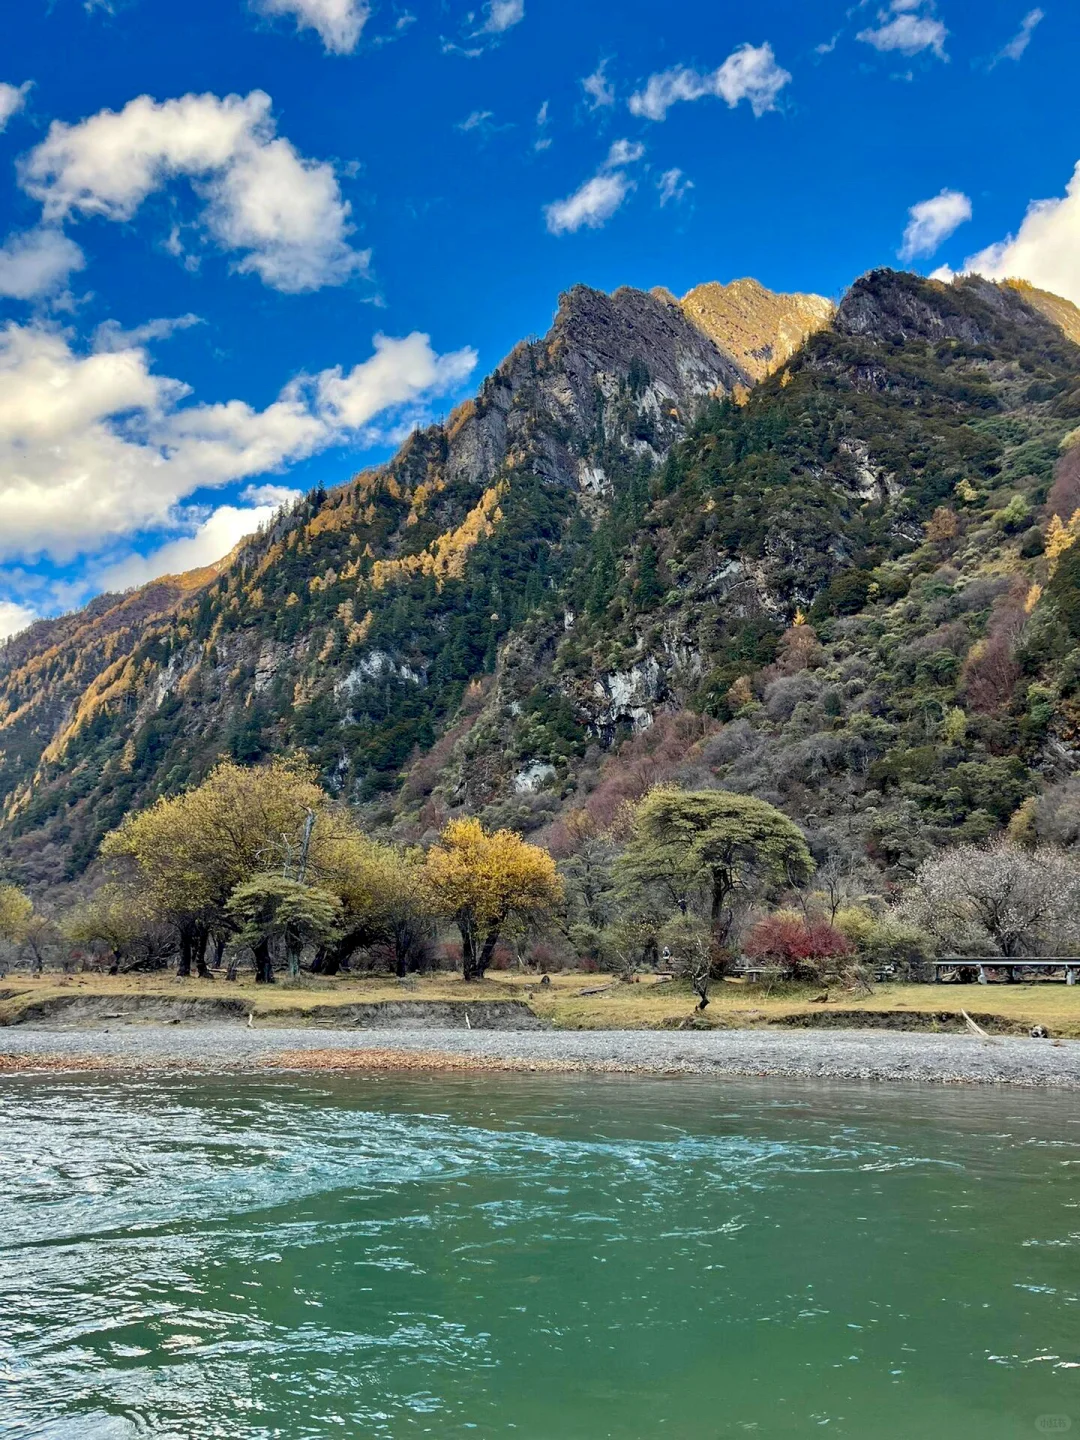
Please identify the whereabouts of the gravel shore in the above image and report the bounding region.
[3,1024,1080,1086]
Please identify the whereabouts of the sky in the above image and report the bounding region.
[1,0,1079,639]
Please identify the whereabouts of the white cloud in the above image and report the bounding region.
[252,0,371,53]
[0,228,86,301]
[545,173,630,235]
[241,481,301,507]
[534,100,551,151]
[97,503,283,592]
[477,0,524,34]
[961,161,1080,307]
[0,82,31,133]
[628,43,791,122]
[658,168,692,206]
[0,322,476,563]
[457,110,494,132]
[92,313,202,352]
[21,91,369,293]
[994,7,1043,64]
[857,2,948,59]
[582,60,615,109]
[605,138,644,167]
[544,139,646,235]
[900,189,972,260]
[0,600,37,642]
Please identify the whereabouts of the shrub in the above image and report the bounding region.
[835,905,931,978]
[744,910,852,979]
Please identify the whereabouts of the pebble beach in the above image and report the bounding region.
[3,1023,1080,1087]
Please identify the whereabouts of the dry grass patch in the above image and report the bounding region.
[1,972,1080,1036]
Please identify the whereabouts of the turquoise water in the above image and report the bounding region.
[1,1074,1078,1439]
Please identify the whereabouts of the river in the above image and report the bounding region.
[1,1073,1077,1437]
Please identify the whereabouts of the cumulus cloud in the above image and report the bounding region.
[477,0,524,34]
[628,42,791,122]
[0,82,31,133]
[658,168,692,206]
[0,600,37,642]
[993,7,1043,64]
[252,0,371,53]
[900,189,972,260]
[534,100,551,151]
[857,2,948,60]
[21,91,369,293]
[961,161,1080,307]
[544,139,644,236]
[0,321,476,563]
[241,481,302,507]
[97,503,286,592]
[582,60,615,110]
[0,228,86,301]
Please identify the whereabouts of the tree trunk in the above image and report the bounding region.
[253,939,275,984]
[195,927,213,980]
[312,932,362,976]
[459,912,480,981]
[177,928,194,978]
[710,872,730,933]
[474,926,501,981]
[693,973,710,1011]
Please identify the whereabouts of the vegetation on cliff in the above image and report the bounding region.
[4,268,1080,985]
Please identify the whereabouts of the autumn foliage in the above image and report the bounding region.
[423,816,563,980]
[744,912,852,978]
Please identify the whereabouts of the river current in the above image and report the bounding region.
[1,1073,1078,1438]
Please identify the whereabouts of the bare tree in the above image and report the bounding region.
[903,842,1080,958]
[660,914,717,1011]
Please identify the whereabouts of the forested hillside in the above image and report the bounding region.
[3,268,1080,903]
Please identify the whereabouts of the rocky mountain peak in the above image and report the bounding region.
[678,276,834,382]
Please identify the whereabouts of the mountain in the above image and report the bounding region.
[674,278,835,383]
[3,268,1080,892]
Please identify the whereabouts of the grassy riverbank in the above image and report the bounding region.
[3,971,1080,1036]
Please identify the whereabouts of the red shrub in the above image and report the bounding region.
[744,913,852,979]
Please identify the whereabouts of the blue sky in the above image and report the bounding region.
[0,0,1078,637]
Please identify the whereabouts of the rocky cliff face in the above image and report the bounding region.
[676,277,834,382]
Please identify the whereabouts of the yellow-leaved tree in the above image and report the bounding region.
[0,884,32,944]
[313,833,432,977]
[423,817,563,980]
[102,758,333,978]
[0,884,53,974]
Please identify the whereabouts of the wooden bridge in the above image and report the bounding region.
[934,959,1080,985]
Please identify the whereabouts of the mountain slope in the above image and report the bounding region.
[4,268,1080,891]
[0,278,821,882]
[418,271,1080,872]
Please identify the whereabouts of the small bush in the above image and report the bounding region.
[744,910,852,980]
